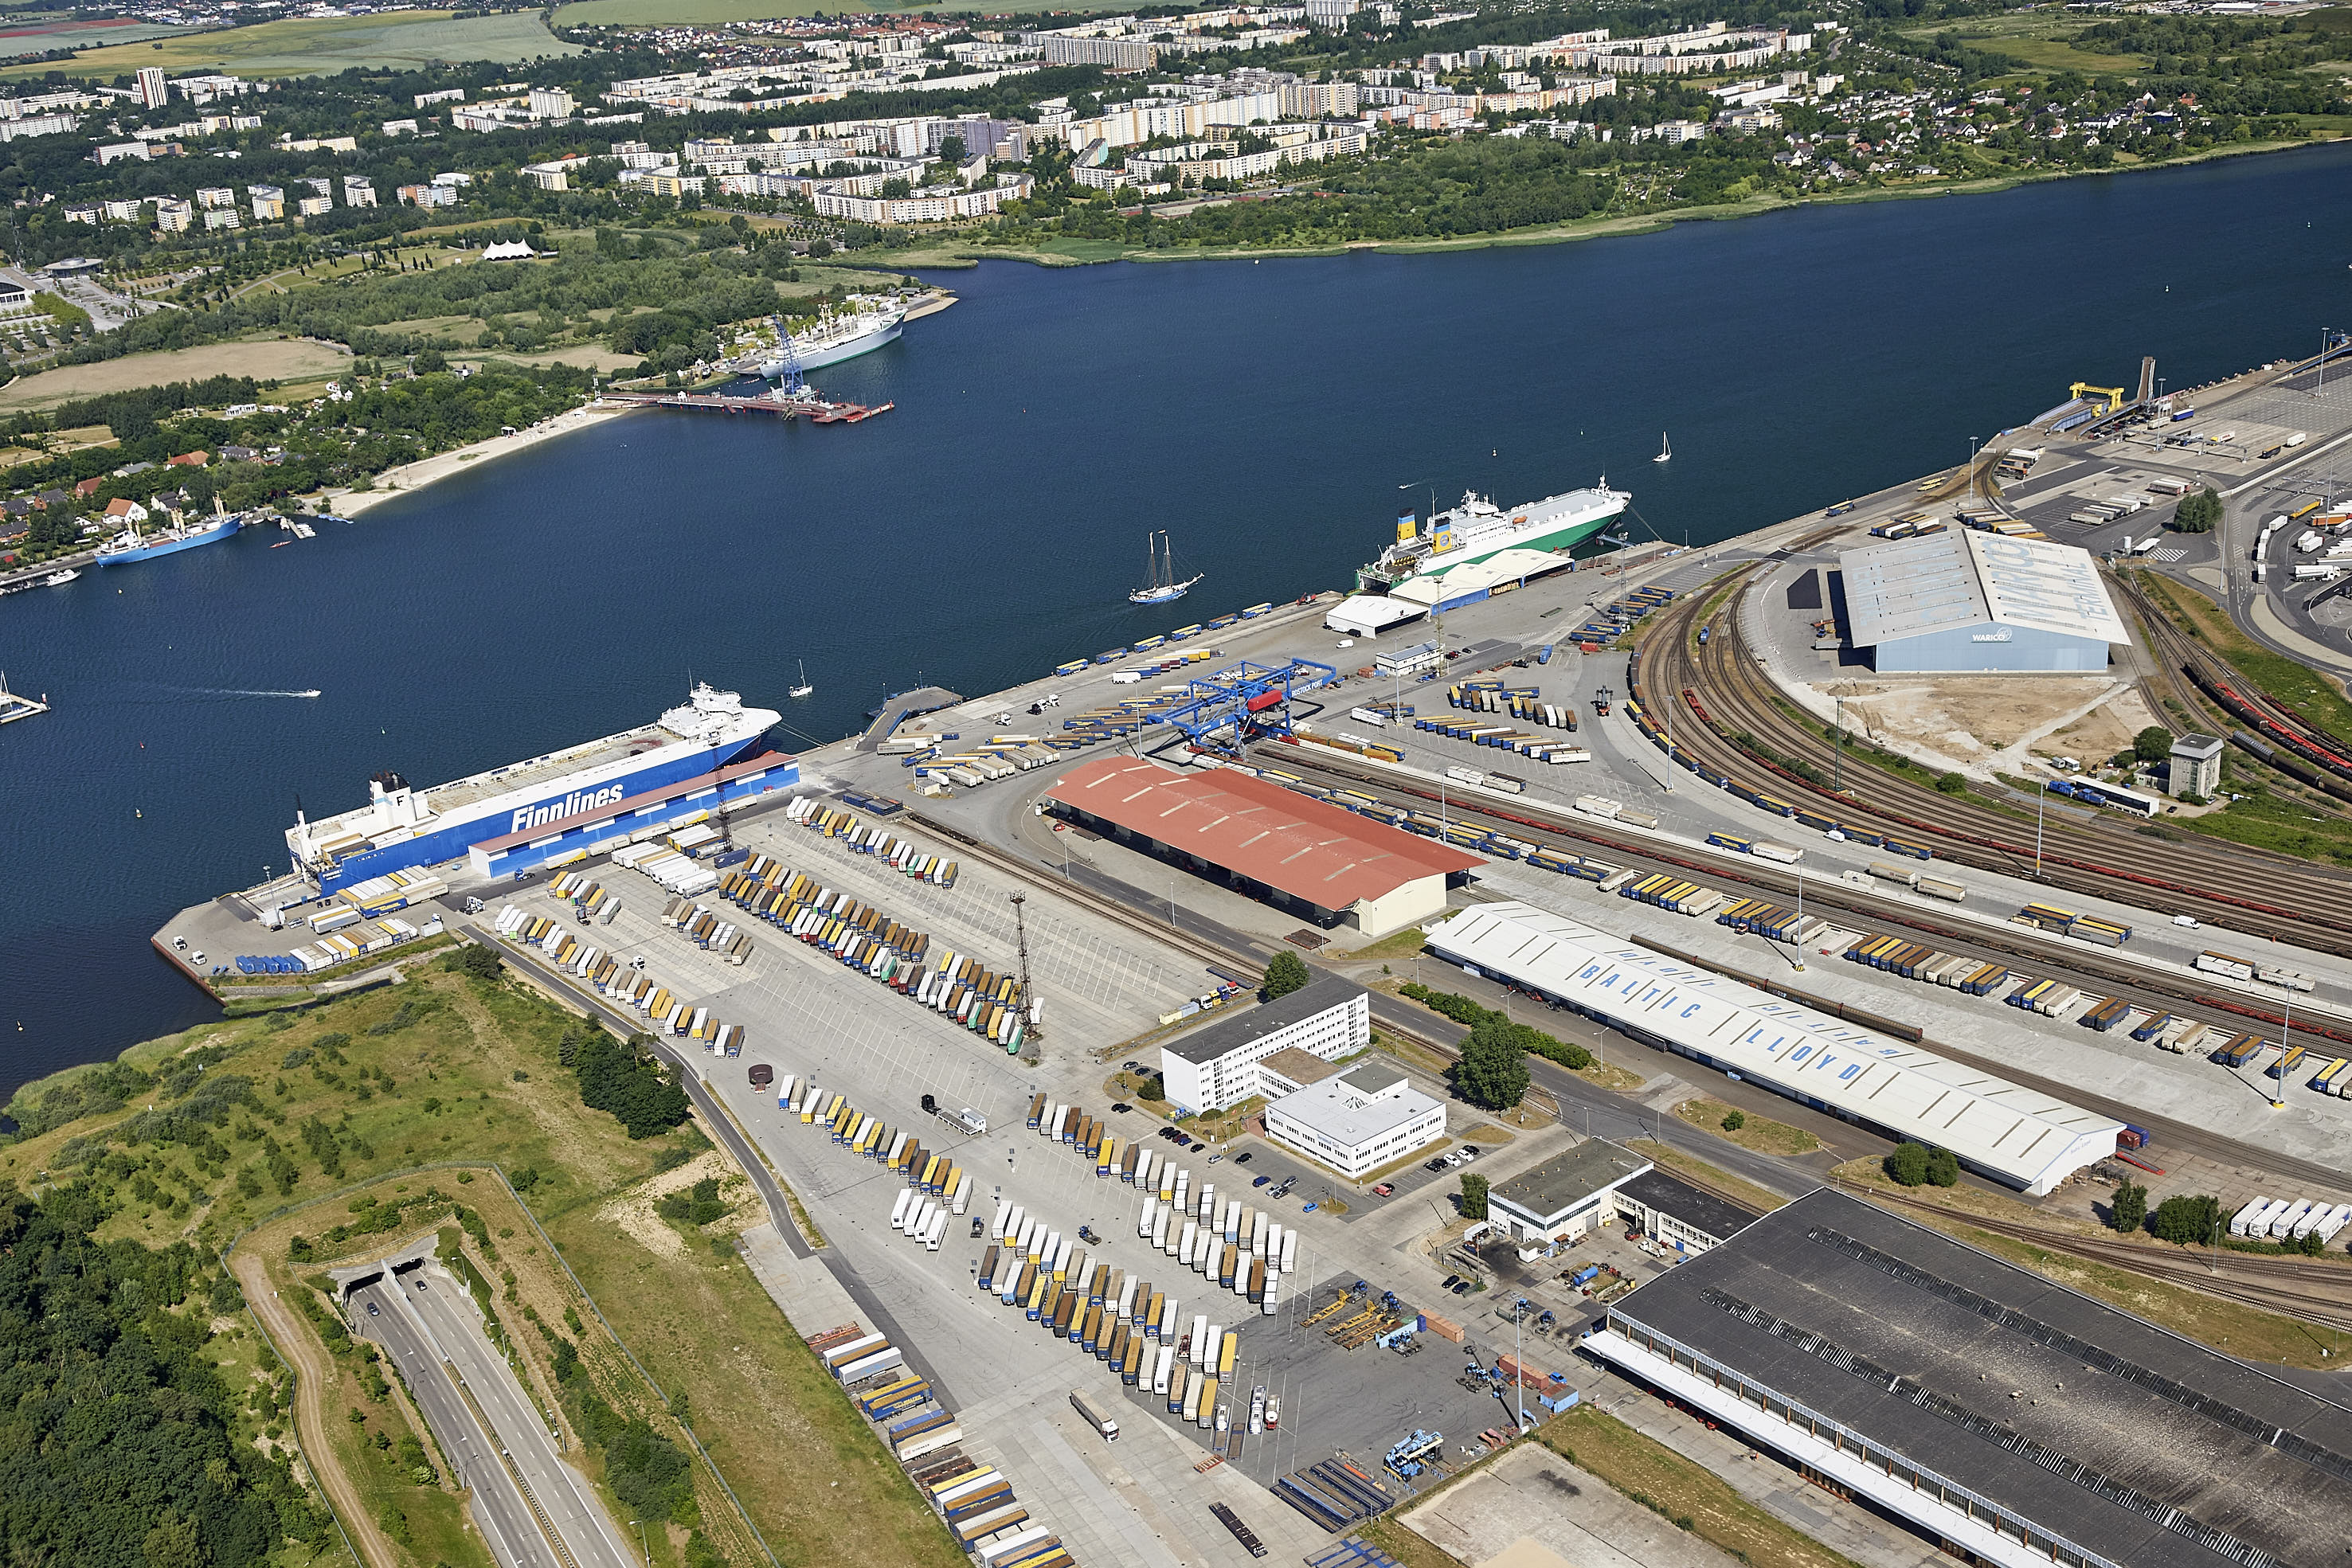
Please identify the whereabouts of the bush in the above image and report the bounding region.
[1935,771,1967,795]
[1720,1109,1746,1132]
[1926,1146,1960,1187]
[2151,1193,2224,1245]
[1458,1172,1489,1221]
[449,943,503,982]
[1883,1141,1931,1186]
[1261,951,1310,1000]
[1137,1075,1164,1103]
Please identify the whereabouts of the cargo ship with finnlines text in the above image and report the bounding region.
[1356,483,1630,592]
[287,682,791,894]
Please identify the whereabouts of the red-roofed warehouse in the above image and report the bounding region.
[1044,756,1483,938]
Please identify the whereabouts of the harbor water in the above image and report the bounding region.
[5,141,2351,1103]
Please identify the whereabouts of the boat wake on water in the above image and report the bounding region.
[119,686,324,702]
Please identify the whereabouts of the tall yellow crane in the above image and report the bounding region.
[2071,381,2126,414]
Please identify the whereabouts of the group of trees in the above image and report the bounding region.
[565,1028,691,1140]
[1883,1140,1961,1186]
[0,1183,328,1564]
[2172,487,2223,534]
[1399,983,1592,1110]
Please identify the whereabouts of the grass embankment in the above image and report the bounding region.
[1536,1405,1868,1568]
[3,960,962,1568]
[2138,571,2352,741]
[1830,1161,2345,1368]
[1673,1098,1821,1159]
[1359,1515,1473,1568]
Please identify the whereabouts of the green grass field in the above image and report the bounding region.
[0,10,581,80]
[1898,14,2150,76]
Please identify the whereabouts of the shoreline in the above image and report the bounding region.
[331,398,640,518]
[901,130,2352,272]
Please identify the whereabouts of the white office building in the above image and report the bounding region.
[1263,1061,1445,1179]
[1159,976,1370,1114]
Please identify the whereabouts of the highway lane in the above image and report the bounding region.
[401,1265,640,1568]
[350,1273,545,1568]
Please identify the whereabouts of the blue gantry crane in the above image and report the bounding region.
[1147,658,1338,749]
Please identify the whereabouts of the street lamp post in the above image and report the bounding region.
[1791,858,1806,972]
[2322,330,2332,397]
[632,1520,648,1566]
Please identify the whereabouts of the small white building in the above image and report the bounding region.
[1263,1061,1445,1179]
[1160,976,1370,1115]
[1487,1139,1653,1245]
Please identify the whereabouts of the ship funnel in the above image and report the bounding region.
[1396,513,1416,542]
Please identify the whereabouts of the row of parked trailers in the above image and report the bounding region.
[976,1199,1257,1438]
[2012,901,2132,948]
[492,904,744,1050]
[714,857,1032,1052]
[1419,719,1591,768]
[1563,585,1678,654]
[2231,1196,2352,1243]
[814,1322,1078,1568]
[656,896,756,964]
[781,796,961,885]
[612,835,721,898]
[2190,948,2319,992]
[1446,679,1581,732]
[1066,606,1272,673]
[1841,925,2285,1082]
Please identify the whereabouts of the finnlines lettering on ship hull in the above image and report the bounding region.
[513,784,628,833]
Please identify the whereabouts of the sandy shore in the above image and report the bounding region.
[331,398,640,518]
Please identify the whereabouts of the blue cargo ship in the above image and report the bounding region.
[94,514,241,565]
[288,682,790,893]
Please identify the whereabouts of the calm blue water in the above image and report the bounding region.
[6,143,2350,1100]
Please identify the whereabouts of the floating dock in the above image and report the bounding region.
[601,389,894,424]
[0,671,48,725]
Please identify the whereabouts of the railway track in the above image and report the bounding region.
[908,783,2352,1333]
[1835,1179,2352,1333]
[1630,573,2352,955]
[1262,743,2352,1199]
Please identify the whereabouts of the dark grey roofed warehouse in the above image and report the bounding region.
[1588,1189,2352,1568]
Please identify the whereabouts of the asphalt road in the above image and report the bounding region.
[399,1264,640,1568]
[350,1273,552,1568]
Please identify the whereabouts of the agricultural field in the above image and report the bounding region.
[1897,13,2152,76]
[0,14,190,57]
[0,10,581,80]
[0,338,350,412]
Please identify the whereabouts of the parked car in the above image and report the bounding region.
[1450,1279,1473,1296]
[1234,1152,1252,1165]
[1252,1175,1270,1188]
[1457,1144,1481,1159]
[1442,1274,1462,1291]
[1207,1153,1223,1165]
[1109,1102,1132,1113]
[1426,1159,1450,1174]
[1189,1141,1206,1153]
[1372,1183,1395,1197]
